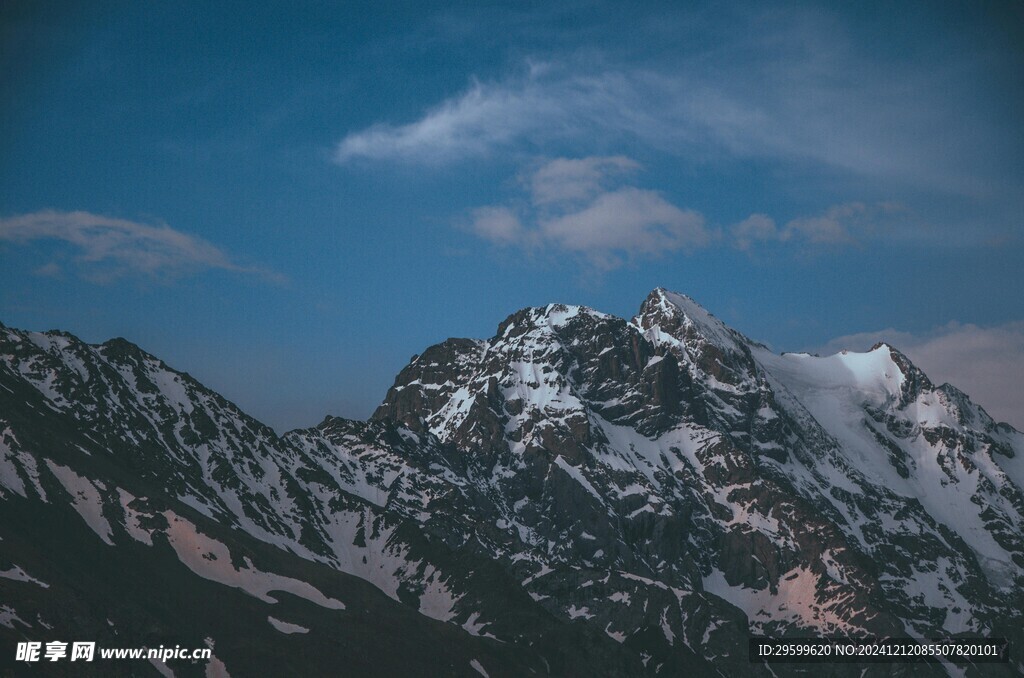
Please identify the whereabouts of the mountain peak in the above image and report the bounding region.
[647,286,705,311]
[869,341,934,403]
[633,288,747,359]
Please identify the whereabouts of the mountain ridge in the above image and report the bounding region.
[2,288,1021,676]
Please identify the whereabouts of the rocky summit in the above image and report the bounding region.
[1,288,1021,676]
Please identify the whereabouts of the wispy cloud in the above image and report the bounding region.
[0,210,280,283]
[819,322,1024,430]
[730,202,906,250]
[335,72,564,164]
[333,66,682,166]
[333,39,1016,202]
[333,67,710,165]
[336,6,1022,250]
[465,156,711,269]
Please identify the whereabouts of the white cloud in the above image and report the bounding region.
[819,322,1024,430]
[333,68,695,165]
[527,155,640,206]
[467,158,895,265]
[332,51,1023,253]
[731,213,779,251]
[335,77,562,164]
[784,203,862,245]
[729,202,905,249]
[541,188,707,256]
[466,206,527,244]
[466,156,712,269]
[331,38,1015,204]
[0,210,278,282]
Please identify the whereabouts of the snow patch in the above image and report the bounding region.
[703,566,862,634]
[567,605,594,620]
[46,460,114,545]
[0,564,49,588]
[0,606,29,629]
[604,622,627,643]
[462,611,489,636]
[162,511,345,609]
[267,616,310,634]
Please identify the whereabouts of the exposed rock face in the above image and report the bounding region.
[1,289,1022,676]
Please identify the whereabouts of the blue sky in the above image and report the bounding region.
[2,1,1023,430]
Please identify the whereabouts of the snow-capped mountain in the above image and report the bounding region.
[1,289,1021,676]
